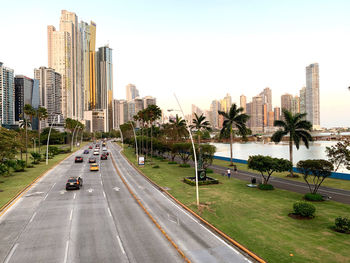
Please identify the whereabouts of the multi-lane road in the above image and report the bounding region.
[0,142,253,263]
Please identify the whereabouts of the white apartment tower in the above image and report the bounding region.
[306,63,320,129]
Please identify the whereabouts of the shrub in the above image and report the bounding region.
[48,146,60,156]
[179,164,190,168]
[13,160,26,172]
[30,152,42,164]
[334,217,350,233]
[293,201,316,218]
[304,193,323,201]
[152,165,160,169]
[206,168,213,174]
[183,177,219,186]
[168,161,177,164]
[258,184,274,190]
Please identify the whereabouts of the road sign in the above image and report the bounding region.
[138,156,145,165]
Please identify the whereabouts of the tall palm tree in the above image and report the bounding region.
[169,114,188,141]
[218,104,250,166]
[24,104,36,166]
[19,118,31,163]
[146,105,162,162]
[190,113,212,145]
[37,107,48,154]
[271,109,313,177]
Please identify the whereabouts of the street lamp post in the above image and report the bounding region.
[71,124,79,151]
[118,126,124,147]
[46,114,58,165]
[169,93,199,208]
[129,121,139,163]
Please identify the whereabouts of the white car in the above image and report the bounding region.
[102,147,107,152]
[93,150,99,155]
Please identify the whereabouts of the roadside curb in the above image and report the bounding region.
[118,144,266,263]
[0,146,83,217]
[110,150,191,263]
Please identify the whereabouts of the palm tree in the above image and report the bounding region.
[218,104,250,166]
[190,113,212,145]
[169,114,188,141]
[19,118,31,163]
[146,105,162,162]
[37,107,48,154]
[271,109,313,177]
[23,104,36,166]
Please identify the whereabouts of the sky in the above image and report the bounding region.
[1,0,350,127]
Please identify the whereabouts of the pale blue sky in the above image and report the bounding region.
[1,0,350,127]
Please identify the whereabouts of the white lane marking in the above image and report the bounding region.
[73,193,76,200]
[107,207,112,217]
[116,235,126,254]
[29,212,36,223]
[113,187,120,192]
[50,182,56,190]
[63,240,69,263]
[103,191,106,198]
[69,209,73,221]
[44,193,49,200]
[100,181,103,185]
[4,243,19,263]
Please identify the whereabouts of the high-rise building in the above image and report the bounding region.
[260,87,272,112]
[220,93,232,113]
[34,67,63,126]
[113,99,128,128]
[209,100,220,129]
[291,95,300,114]
[246,102,252,128]
[126,84,139,101]
[143,96,156,109]
[251,96,263,133]
[306,63,320,129]
[0,62,15,126]
[192,104,203,120]
[281,94,293,112]
[79,22,91,111]
[274,107,280,122]
[96,46,113,131]
[240,95,246,113]
[299,87,306,114]
[268,111,274,127]
[14,75,34,122]
[89,21,97,110]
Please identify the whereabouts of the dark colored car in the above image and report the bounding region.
[88,157,96,163]
[66,176,83,190]
[101,153,108,160]
[83,150,89,154]
[75,156,83,163]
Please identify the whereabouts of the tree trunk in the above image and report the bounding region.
[150,124,153,163]
[289,139,294,177]
[230,126,233,166]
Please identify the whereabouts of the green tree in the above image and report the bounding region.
[192,144,216,170]
[168,114,188,142]
[37,107,48,154]
[190,113,212,145]
[296,159,334,194]
[248,155,292,185]
[145,105,162,162]
[325,140,350,172]
[271,109,313,177]
[173,142,192,164]
[218,104,250,166]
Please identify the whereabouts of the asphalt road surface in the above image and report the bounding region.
[0,142,252,263]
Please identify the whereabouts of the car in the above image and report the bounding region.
[88,157,96,163]
[75,156,83,163]
[101,153,107,160]
[102,147,107,151]
[89,146,93,149]
[83,150,89,154]
[93,150,99,155]
[90,163,99,171]
[66,176,83,190]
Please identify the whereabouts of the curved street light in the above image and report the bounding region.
[169,93,199,208]
[129,121,139,163]
[46,113,60,165]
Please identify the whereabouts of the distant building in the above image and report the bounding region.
[299,87,306,114]
[209,100,221,129]
[259,87,272,112]
[126,84,139,101]
[192,104,203,121]
[251,96,263,133]
[268,111,274,127]
[143,96,156,109]
[113,99,128,128]
[306,63,320,129]
[0,62,15,126]
[291,96,300,114]
[14,75,34,123]
[281,94,293,112]
[240,95,246,113]
[220,93,232,113]
[274,107,280,122]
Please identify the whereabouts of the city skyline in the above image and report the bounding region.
[1,1,350,127]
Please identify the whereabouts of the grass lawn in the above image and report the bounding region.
[122,145,350,263]
[0,143,88,209]
[212,159,350,191]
